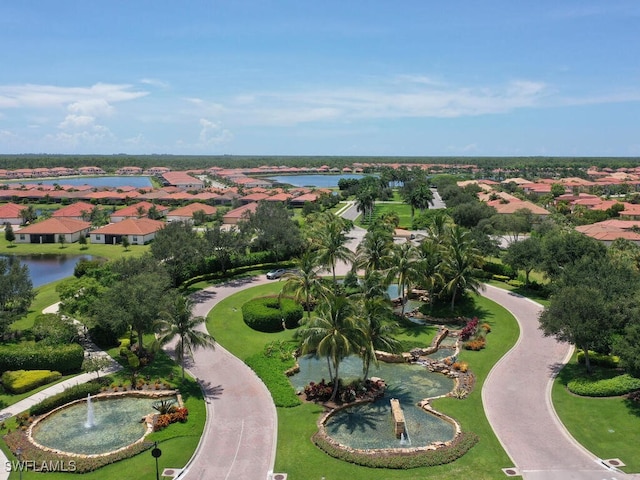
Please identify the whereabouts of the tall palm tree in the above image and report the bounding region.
[281,250,326,321]
[386,241,421,315]
[355,226,394,274]
[314,213,354,287]
[359,296,402,381]
[418,237,444,309]
[441,226,484,310]
[156,292,216,381]
[298,294,364,402]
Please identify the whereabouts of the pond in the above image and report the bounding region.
[0,254,93,287]
[31,395,174,455]
[1,176,153,189]
[265,174,368,188]
[290,355,456,449]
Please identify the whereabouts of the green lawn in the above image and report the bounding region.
[1,235,149,259]
[207,284,519,479]
[552,357,640,473]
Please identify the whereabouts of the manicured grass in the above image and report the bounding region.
[206,283,519,479]
[0,374,76,410]
[552,357,640,473]
[357,202,413,229]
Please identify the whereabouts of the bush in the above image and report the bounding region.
[242,296,304,332]
[1,370,62,394]
[463,337,486,351]
[245,350,301,408]
[30,382,102,416]
[568,374,640,397]
[507,279,524,288]
[32,314,78,346]
[577,351,620,369]
[313,430,479,468]
[492,274,511,282]
[459,318,479,341]
[88,324,121,348]
[482,261,515,279]
[0,344,84,374]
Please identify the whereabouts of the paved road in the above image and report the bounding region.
[173,276,277,480]
[481,285,639,480]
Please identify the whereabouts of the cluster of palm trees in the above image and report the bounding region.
[283,211,484,402]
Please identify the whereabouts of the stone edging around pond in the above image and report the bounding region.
[26,390,180,459]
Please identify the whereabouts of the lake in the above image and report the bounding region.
[1,176,153,188]
[265,174,368,188]
[0,254,93,287]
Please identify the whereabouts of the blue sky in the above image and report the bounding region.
[0,1,639,156]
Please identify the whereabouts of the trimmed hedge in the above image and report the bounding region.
[577,350,620,369]
[30,382,102,416]
[242,296,304,333]
[0,343,84,374]
[568,374,640,397]
[313,431,479,469]
[482,261,515,279]
[245,352,301,408]
[1,370,62,394]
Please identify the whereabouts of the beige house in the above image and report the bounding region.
[166,203,217,223]
[90,218,165,245]
[15,218,91,244]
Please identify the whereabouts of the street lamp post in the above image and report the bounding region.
[151,441,162,480]
[16,447,23,480]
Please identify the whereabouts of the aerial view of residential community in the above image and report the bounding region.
[0,2,639,480]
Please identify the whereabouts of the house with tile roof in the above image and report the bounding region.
[0,202,24,225]
[110,201,169,222]
[576,219,640,246]
[52,201,97,220]
[222,202,258,225]
[15,218,91,244]
[166,203,217,223]
[90,218,165,245]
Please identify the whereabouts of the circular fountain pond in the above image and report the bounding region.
[291,355,456,449]
[30,394,176,456]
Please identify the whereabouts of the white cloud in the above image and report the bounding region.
[140,78,170,88]
[0,83,148,110]
[59,114,95,129]
[198,118,233,146]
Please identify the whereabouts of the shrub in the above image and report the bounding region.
[480,323,491,333]
[482,261,515,279]
[313,430,479,468]
[492,274,511,282]
[0,344,84,374]
[245,351,300,407]
[463,337,486,351]
[1,370,62,394]
[242,296,304,332]
[568,374,640,397]
[507,279,524,288]
[459,317,479,341]
[576,351,620,369]
[30,382,102,416]
[32,314,78,346]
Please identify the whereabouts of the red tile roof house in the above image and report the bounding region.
[576,219,640,246]
[0,202,24,225]
[166,203,217,223]
[110,201,169,222]
[222,202,258,225]
[16,218,91,244]
[90,218,165,245]
[52,201,98,220]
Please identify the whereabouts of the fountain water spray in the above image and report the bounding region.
[84,393,95,429]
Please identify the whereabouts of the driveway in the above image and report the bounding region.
[481,285,639,480]
[173,276,277,480]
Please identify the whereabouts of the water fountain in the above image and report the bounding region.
[29,394,177,456]
[84,393,95,429]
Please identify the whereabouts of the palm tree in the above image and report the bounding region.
[441,226,484,310]
[281,250,326,321]
[313,213,354,287]
[418,237,444,309]
[355,226,394,274]
[386,241,421,315]
[298,294,364,402]
[359,296,402,381]
[156,292,216,381]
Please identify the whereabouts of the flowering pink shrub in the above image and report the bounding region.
[459,317,479,341]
